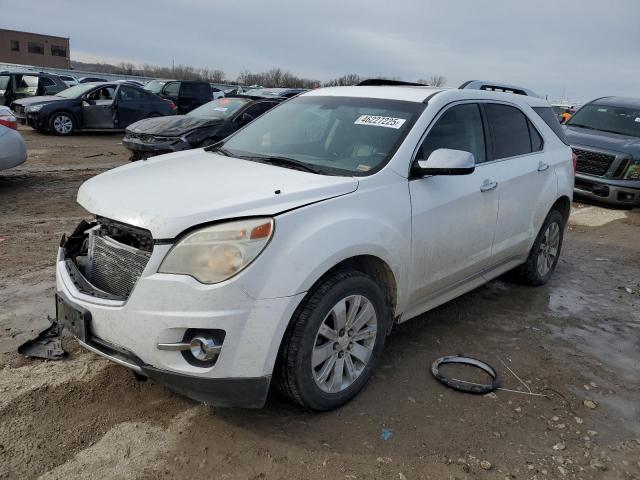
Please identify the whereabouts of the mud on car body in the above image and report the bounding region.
[123,97,282,161]
[11,82,175,135]
[56,80,574,410]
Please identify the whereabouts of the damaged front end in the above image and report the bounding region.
[61,218,153,301]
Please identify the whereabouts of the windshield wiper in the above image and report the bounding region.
[205,142,232,156]
[567,123,598,131]
[244,155,326,174]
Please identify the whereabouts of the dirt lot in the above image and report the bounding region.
[1,127,639,480]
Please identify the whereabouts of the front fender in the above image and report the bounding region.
[235,175,412,314]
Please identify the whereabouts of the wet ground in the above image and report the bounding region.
[0,127,639,479]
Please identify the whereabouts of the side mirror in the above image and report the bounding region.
[238,113,254,126]
[414,148,475,176]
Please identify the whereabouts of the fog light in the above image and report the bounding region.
[189,335,221,361]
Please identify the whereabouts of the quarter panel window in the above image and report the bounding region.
[485,104,532,159]
[418,103,486,164]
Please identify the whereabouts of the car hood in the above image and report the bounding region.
[78,149,358,239]
[12,96,68,107]
[564,125,640,156]
[127,115,224,136]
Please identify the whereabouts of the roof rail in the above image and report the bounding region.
[459,80,539,98]
[357,79,428,87]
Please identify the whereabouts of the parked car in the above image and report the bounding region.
[158,80,213,114]
[564,96,640,207]
[241,87,307,98]
[210,86,225,100]
[115,79,145,87]
[55,80,573,410]
[143,79,170,95]
[0,124,27,171]
[0,106,18,130]
[78,77,108,83]
[58,75,79,87]
[0,71,67,106]
[123,96,282,160]
[12,82,176,135]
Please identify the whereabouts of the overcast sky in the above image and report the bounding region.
[3,0,638,102]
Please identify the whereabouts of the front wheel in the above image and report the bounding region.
[275,270,390,410]
[515,209,565,286]
[49,112,75,136]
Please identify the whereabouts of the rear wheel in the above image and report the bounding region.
[515,209,565,286]
[275,270,390,410]
[49,112,75,136]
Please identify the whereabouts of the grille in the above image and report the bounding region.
[126,132,175,143]
[85,234,151,299]
[573,148,616,177]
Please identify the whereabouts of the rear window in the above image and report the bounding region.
[533,106,569,145]
[485,104,533,159]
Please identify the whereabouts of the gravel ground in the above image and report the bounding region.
[0,126,638,480]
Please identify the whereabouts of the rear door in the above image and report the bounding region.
[406,102,501,315]
[115,85,151,128]
[483,102,557,264]
[82,86,116,129]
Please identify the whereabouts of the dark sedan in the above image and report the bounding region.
[12,82,176,135]
[122,96,282,161]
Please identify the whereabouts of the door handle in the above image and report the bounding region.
[480,179,498,192]
[537,161,550,172]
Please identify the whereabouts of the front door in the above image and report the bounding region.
[406,103,500,316]
[82,86,116,129]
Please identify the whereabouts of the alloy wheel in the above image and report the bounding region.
[537,221,560,276]
[312,295,378,393]
[53,115,73,134]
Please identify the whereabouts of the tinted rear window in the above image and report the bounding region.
[533,106,569,145]
[485,104,532,159]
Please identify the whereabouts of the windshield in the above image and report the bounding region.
[56,84,100,99]
[144,80,166,94]
[188,97,250,119]
[567,103,640,138]
[220,96,423,175]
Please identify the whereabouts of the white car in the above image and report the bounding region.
[58,75,79,87]
[55,80,573,410]
[0,123,27,170]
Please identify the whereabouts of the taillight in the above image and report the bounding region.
[572,152,577,173]
[169,101,177,111]
[0,115,17,130]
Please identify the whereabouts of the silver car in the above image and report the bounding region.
[0,124,27,170]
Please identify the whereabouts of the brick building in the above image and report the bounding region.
[0,29,70,69]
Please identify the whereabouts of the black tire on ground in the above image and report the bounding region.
[514,209,565,286]
[274,270,391,411]
[129,152,142,162]
[48,112,75,136]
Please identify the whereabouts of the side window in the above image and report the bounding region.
[196,84,211,97]
[528,120,544,151]
[118,86,144,101]
[180,83,194,97]
[243,102,274,119]
[419,103,486,164]
[39,77,55,87]
[163,82,180,97]
[485,104,533,159]
[532,106,570,145]
[87,87,116,101]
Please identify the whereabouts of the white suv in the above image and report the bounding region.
[56,80,573,410]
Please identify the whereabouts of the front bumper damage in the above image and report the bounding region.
[55,218,304,408]
[122,134,192,160]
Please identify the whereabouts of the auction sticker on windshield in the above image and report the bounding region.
[355,115,407,129]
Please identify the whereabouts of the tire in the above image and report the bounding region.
[49,112,75,136]
[275,270,390,411]
[514,209,565,286]
[129,152,142,162]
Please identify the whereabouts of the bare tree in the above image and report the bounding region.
[417,75,447,87]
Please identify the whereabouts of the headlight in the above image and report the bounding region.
[625,160,640,180]
[158,218,274,284]
[25,105,43,113]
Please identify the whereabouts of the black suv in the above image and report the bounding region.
[564,97,640,208]
[159,80,213,114]
[0,71,67,106]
